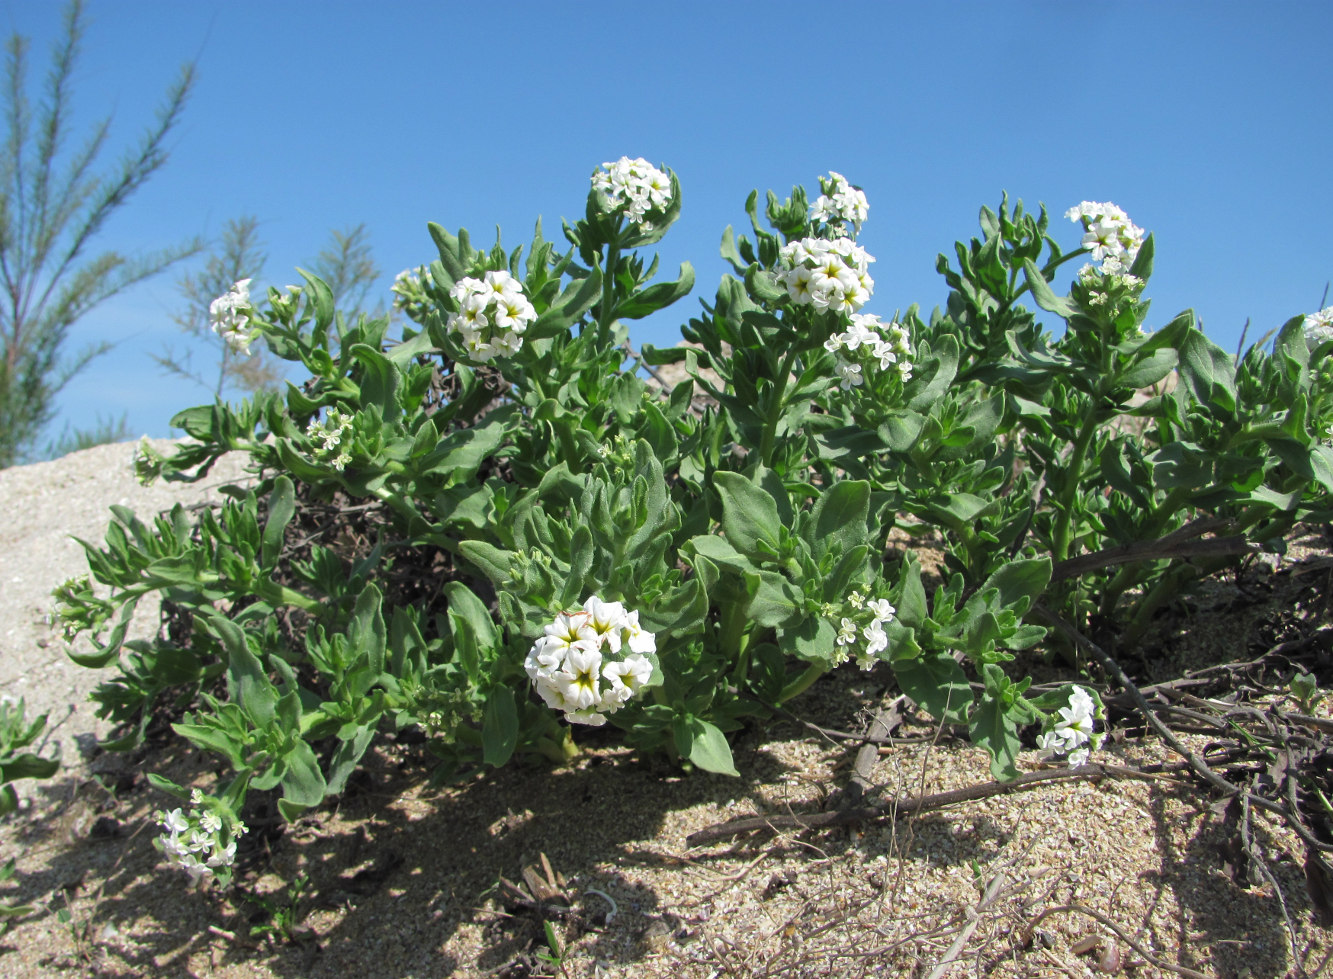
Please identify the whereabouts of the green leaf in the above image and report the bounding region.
[206,615,277,726]
[528,266,603,340]
[1178,329,1237,413]
[261,476,295,570]
[1115,347,1177,390]
[806,480,870,555]
[348,343,402,416]
[714,471,781,557]
[458,540,517,588]
[617,262,695,320]
[482,686,518,768]
[277,739,328,821]
[968,672,1024,781]
[672,715,739,776]
[1022,259,1075,319]
[892,651,972,726]
[743,569,803,628]
[980,558,1051,614]
[297,269,336,335]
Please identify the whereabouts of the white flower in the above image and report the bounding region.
[592,157,673,226]
[811,171,869,233]
[834,360,863,391]
[1304,307,1333,349]
[836,617,858,645]
[867,599,895,622]
[526,596,658,725]
[306,406,355,471]
[1036,685,1100,766]
[159,808,189,835]
[444,270,538,361]
[209,279,255,355]
[1066,201,1145,274]
[777,236,874,313]
[861,620,888,659]
[154,797,245,884]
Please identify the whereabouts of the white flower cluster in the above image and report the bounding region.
[392,264,430,311]
[831,590,896,669]
[591,156,672,228]
[154,789,245,884]
[307,406,355,471]
[1036,685,1100,767]
[445,270,538,362]
[209,278,256,355]
[1075,261,1143,302]
[811,171,869,233]
[525,596,657,726]
[1065,201,1145,275]
[777,237,875,314]
[823,313,913,390]
[1304,306,1333,349]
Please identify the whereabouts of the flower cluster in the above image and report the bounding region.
[209,278,256,355]
[1304,306,1333,349]
[524,596,657,726]
[776,237,875,314]
[591,156,672,228]
[445,270,538,362]
[810,171,869,233]
[391,264,430,312]
[1036,685,1101,767]
[827,590,896,669]
[306,406,355,471]
[1065,201,1145,275]
[823,313,913,390]
[154,789,246,884]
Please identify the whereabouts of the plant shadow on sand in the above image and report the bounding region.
[5,718,808,977]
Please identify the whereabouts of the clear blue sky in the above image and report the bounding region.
[3,0,1330,451]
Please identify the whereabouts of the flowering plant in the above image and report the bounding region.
[52,159,1333,891]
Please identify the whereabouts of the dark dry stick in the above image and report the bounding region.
[685,759,1204,848]
[1032,603,1333,856]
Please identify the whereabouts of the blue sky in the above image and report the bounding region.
[3,0,1331,451]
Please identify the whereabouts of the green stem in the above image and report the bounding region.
[1051,409,1101,562]
[596,240,621,345]
[758,344,801,467]
[777,662,827,705]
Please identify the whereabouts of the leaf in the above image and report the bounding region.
[713,471,781,558]
[1022,259,1075,319]
[1116,347,1177,390]
[297,269,336,335]
[1178,329,1237,413]
[742,569,803,628]
[348,343,402,416]
[277,739,328,821]
[672,715,739,776]
[482,686,519,768]
[206,615,277,726]
[968,693,1023,780]
[892,651,972,726]
[261,476,295,570]
[980,558,1051,614]
[806,480,870,555]
[528,266,603,340]
[617,262,695,319]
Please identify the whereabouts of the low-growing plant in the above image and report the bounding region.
[50,160,1333,890]
[0,695,60,931]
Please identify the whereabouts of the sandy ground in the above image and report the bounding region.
[0,441,1328,979]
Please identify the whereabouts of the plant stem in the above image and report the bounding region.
[759,344,801,467]
[1050,409,1100,562]
[777,661,826,704]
